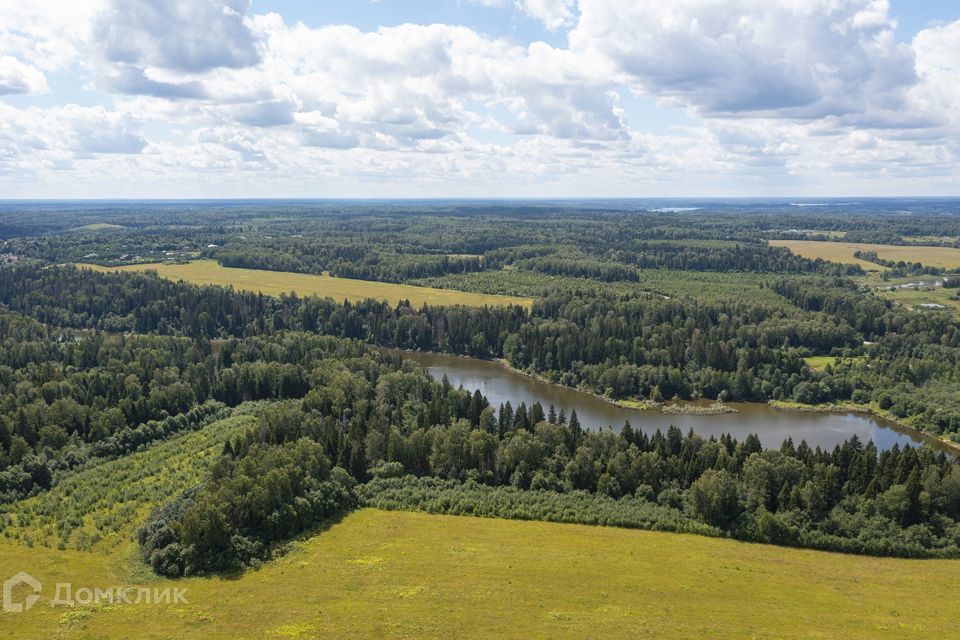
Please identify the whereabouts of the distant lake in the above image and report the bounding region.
[399,350,940,453]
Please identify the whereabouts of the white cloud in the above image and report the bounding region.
[0,57,49,95]
[95,0,260,73]
[569,0,916,118]
[0,1,959,196]
[0,1,103,70]
[0,102,146,187]
[519,0,578,30]
[911,19,960,127]
[468,0,578,30]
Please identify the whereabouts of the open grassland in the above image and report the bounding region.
[860,273,960,314]
[804,355,841,371]
[77,260,532,309]
[803,355,868,371]
[0,508,958,639]
[770,239,960,269]
[877,283,960,313]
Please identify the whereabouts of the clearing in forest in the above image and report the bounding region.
[77,260,533,308]
[769,239,960,269]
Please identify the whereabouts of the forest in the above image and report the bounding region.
[1,201,960,577]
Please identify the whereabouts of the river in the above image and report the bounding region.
[399,350,934,452]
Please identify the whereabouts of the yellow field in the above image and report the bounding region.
[769,239,960,269]
[77,260,532,308]
[1,508,957,639]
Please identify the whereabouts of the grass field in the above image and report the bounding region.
[769,239,960,269]
[878,284,960,313]
[803,355,839,370]
[803,355,868,371]
[77,260,532,308]
[0,508,957,639]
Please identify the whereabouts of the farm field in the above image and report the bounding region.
[77,260,532,308]
[1,508,957,639]
[769,239,960,269]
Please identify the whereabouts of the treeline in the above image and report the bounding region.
[0,265,528,354]
[0,266,856,405]
[139,438,357,576]
[3,265,960,440]
[854,250,945,277]
[502,289,859,401]
[515,244,860,279]
[0,311,389,500]
[138,342,960,575]
[212,244,485,283]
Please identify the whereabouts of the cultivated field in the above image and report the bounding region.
[1,509,957,639]
[78,260,532,308]
[770,239,960,269]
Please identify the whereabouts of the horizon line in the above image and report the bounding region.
[3,195,960,203]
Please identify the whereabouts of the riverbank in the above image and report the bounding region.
[490,358,660,411]
[493,357,952,451]
[396,348,938,451]
[769,400,960,454]
[492,358,743,415]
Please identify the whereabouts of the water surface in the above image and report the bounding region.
[400,350,933,452]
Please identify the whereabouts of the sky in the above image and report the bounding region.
[0,0,959,199]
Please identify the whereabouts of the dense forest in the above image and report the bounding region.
[127,331,960,576]
[2,263,959,438]
[1,201,960,576]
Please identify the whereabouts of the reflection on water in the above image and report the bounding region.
[398,350,931,452]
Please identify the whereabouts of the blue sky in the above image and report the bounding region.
[0,1,958,198]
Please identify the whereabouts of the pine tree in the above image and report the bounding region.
[500,402,514,435]
[904,468,923,526]
[530,402,545,425]
[515,403,530,431]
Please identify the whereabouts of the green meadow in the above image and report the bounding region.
[1,509,958,639]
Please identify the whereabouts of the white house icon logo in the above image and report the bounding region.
[3,572,41,613]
